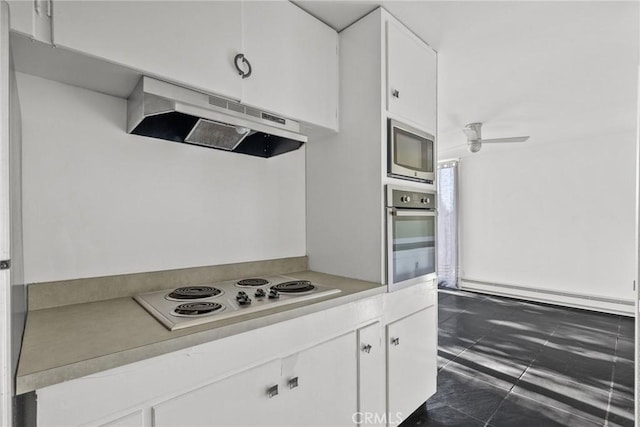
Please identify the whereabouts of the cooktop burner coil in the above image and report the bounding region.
[172,302,224,317]
[270,280,316,293]
[166,286,223,301]
[236,278,270,287]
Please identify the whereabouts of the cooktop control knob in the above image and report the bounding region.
[236,292,251,305]
[255,289,266,298]
[268,289,280,299]
[421,197,431,204]
[400,195,411,203]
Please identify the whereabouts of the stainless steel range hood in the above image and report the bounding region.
[127,77,307,158]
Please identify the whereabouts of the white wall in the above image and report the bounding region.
[458,133,637,302]
[17,73,306,284]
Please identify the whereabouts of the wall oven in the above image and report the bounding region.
[387,119,435,183]
[386,185,437,291]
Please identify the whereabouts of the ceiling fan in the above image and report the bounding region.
[463,122,530,153]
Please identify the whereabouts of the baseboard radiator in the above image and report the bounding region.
[460,278,635,316]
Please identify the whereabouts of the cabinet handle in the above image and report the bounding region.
[266,384,279,398]
[391,337,400,346]
[392,89,400,98]
[362,344,372,354]
[234,53,252,79]
[288,376,299,389]
[34,0,41,15]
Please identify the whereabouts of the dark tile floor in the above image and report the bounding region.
[401,290,635,427]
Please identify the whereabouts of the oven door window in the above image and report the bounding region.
[394,127,434,173]
[391,213,436,283]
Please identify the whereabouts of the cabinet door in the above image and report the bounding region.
[242,1,338,130]
[387,307,437,421]
[52,1,243,100]
[357,322,385,426]
[152,359,282,427]
[386,20,437,133]
[7,0,33,36]
[280,332,357,426]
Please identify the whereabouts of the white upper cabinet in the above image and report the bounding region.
[52,1,244,101]
[31,1,338,130]
[242,1,338,130]
[386,20,437,133]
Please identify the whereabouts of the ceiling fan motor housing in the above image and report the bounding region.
[468,141,482,153]
[465,122,483,140]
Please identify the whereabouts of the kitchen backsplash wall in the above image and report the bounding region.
[17,73,306,284]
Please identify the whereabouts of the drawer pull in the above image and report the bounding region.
[288,377,299,389]
[266,384,279,398]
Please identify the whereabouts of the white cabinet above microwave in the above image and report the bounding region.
[387,19,437,134]
[7,1,339,131]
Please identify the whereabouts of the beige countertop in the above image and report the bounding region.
[17,269,385,394]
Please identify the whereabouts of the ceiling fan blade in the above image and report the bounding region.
[479,136,530,144]
[440,142,469,151]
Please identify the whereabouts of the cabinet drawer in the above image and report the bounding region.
[383,281,436,324]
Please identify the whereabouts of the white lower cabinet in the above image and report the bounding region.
[153,332,356,427]
[34,290,439,426]
[280,332,357,426]
[386,306,437,422]
[153,359,283,427]
[356,322,385,426]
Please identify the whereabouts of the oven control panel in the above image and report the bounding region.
[387,186,436,209]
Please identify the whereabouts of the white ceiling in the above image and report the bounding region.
[295,1,639,158]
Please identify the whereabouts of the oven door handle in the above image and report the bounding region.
[388,208,437,217]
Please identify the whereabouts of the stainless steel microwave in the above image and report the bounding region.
[387,119,435,183]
